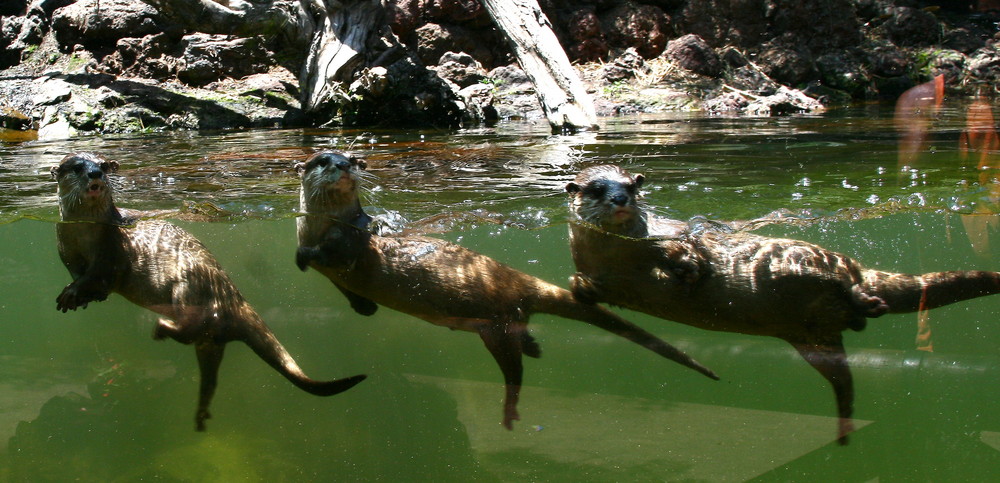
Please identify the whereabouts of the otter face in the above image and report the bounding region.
[566,165,645,233]
[297,151,369,208]
[50,152,119,218]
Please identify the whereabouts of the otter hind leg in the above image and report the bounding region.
[521,331,542,359]
[569,272,601,305]
[851,285,888,319]
[477,323,524,430]
[789,336,854,445]
[194,341,226,431]
[334,283,378,316]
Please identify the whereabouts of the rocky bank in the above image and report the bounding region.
[1,0,999,140]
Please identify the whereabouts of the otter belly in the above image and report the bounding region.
[311,234,531,332]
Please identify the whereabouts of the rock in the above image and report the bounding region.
[599,2,670,59]
[176,34,271,87]
[917,48,966,83]
[867,44,908,77]
[744,86,823,116]
[757,35,816,86]
[1,1,27,16]
[944,27,986,54]
[964,46,1000,87]
[0,107,32,130]
[349,66,390,97]
[602,47,648,83]
[702,91,749,114]
[566,7,606,62]
[769,0,861,51]
[37,104,75,139]
[458,82,497,125]
[433,51,486,88]
[31,77,72,106]
[341,52,464,128]
[488,64,532,92]
[815,51,867,96]
[414,22,502,69]
[677,0,768,47]
[727,65,780,96]
[51,0,161,52]
[425,0,484,23]
[1,15,44,68]
[883,6,940,47]
[663,34,721,77]
[485,64,541,120]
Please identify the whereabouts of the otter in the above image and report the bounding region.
[565,164,1000,444]
[51,152,366,431]
[294,151,718,430]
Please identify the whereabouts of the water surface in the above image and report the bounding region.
[1,104,999,481]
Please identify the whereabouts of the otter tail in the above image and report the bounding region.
[533,284,719,380]
[241,317,367,396]
[861,269,1000,314]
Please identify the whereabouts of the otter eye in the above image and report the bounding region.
[583,182,607,198]
[71,163,84,174]
[314,157,329,168]
[100,161,112,172]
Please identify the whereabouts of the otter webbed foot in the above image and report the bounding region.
[570,272,601,305]
[56,280,109,312]
[851,285,888,318]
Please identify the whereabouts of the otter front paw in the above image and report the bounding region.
[671,255,701,284]
[295,246,324,271]
[55,282,108,312]
[570,273,601,305]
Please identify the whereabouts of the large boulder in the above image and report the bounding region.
[51,0,161,51]
[599,2,670,59]
[176,34,271,86]
[663,34,721,77]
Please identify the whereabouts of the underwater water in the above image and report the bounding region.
[1,102,1000,481]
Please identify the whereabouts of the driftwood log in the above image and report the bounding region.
[480,0,598,132]
[298,0,389,115]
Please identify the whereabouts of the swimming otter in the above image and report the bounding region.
[294,151,718,429]
[52,152,366,431]
[566,164,1000,444]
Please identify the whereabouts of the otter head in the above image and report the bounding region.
[566,165,647,236]
[296,151,369,214]
[50,152,120,221]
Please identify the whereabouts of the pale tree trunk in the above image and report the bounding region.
[480,0,598,133]
[298,0,386,115]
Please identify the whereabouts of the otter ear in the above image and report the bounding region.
[566,182,580,194]
[351,156,367,170]
[633,174,645,189]
[50,165,59,179]
[104,160,119,173]
[294,162,306,176]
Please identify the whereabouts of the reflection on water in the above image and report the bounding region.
[2,106,1000,480]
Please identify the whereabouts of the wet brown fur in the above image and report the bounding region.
[52,152,365,431]
[295,151,718,430]
[566,164,1000,445]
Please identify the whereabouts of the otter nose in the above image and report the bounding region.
[609,193,629,206]
[86,168,103,180]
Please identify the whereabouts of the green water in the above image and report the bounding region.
[2,105,1000,481]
